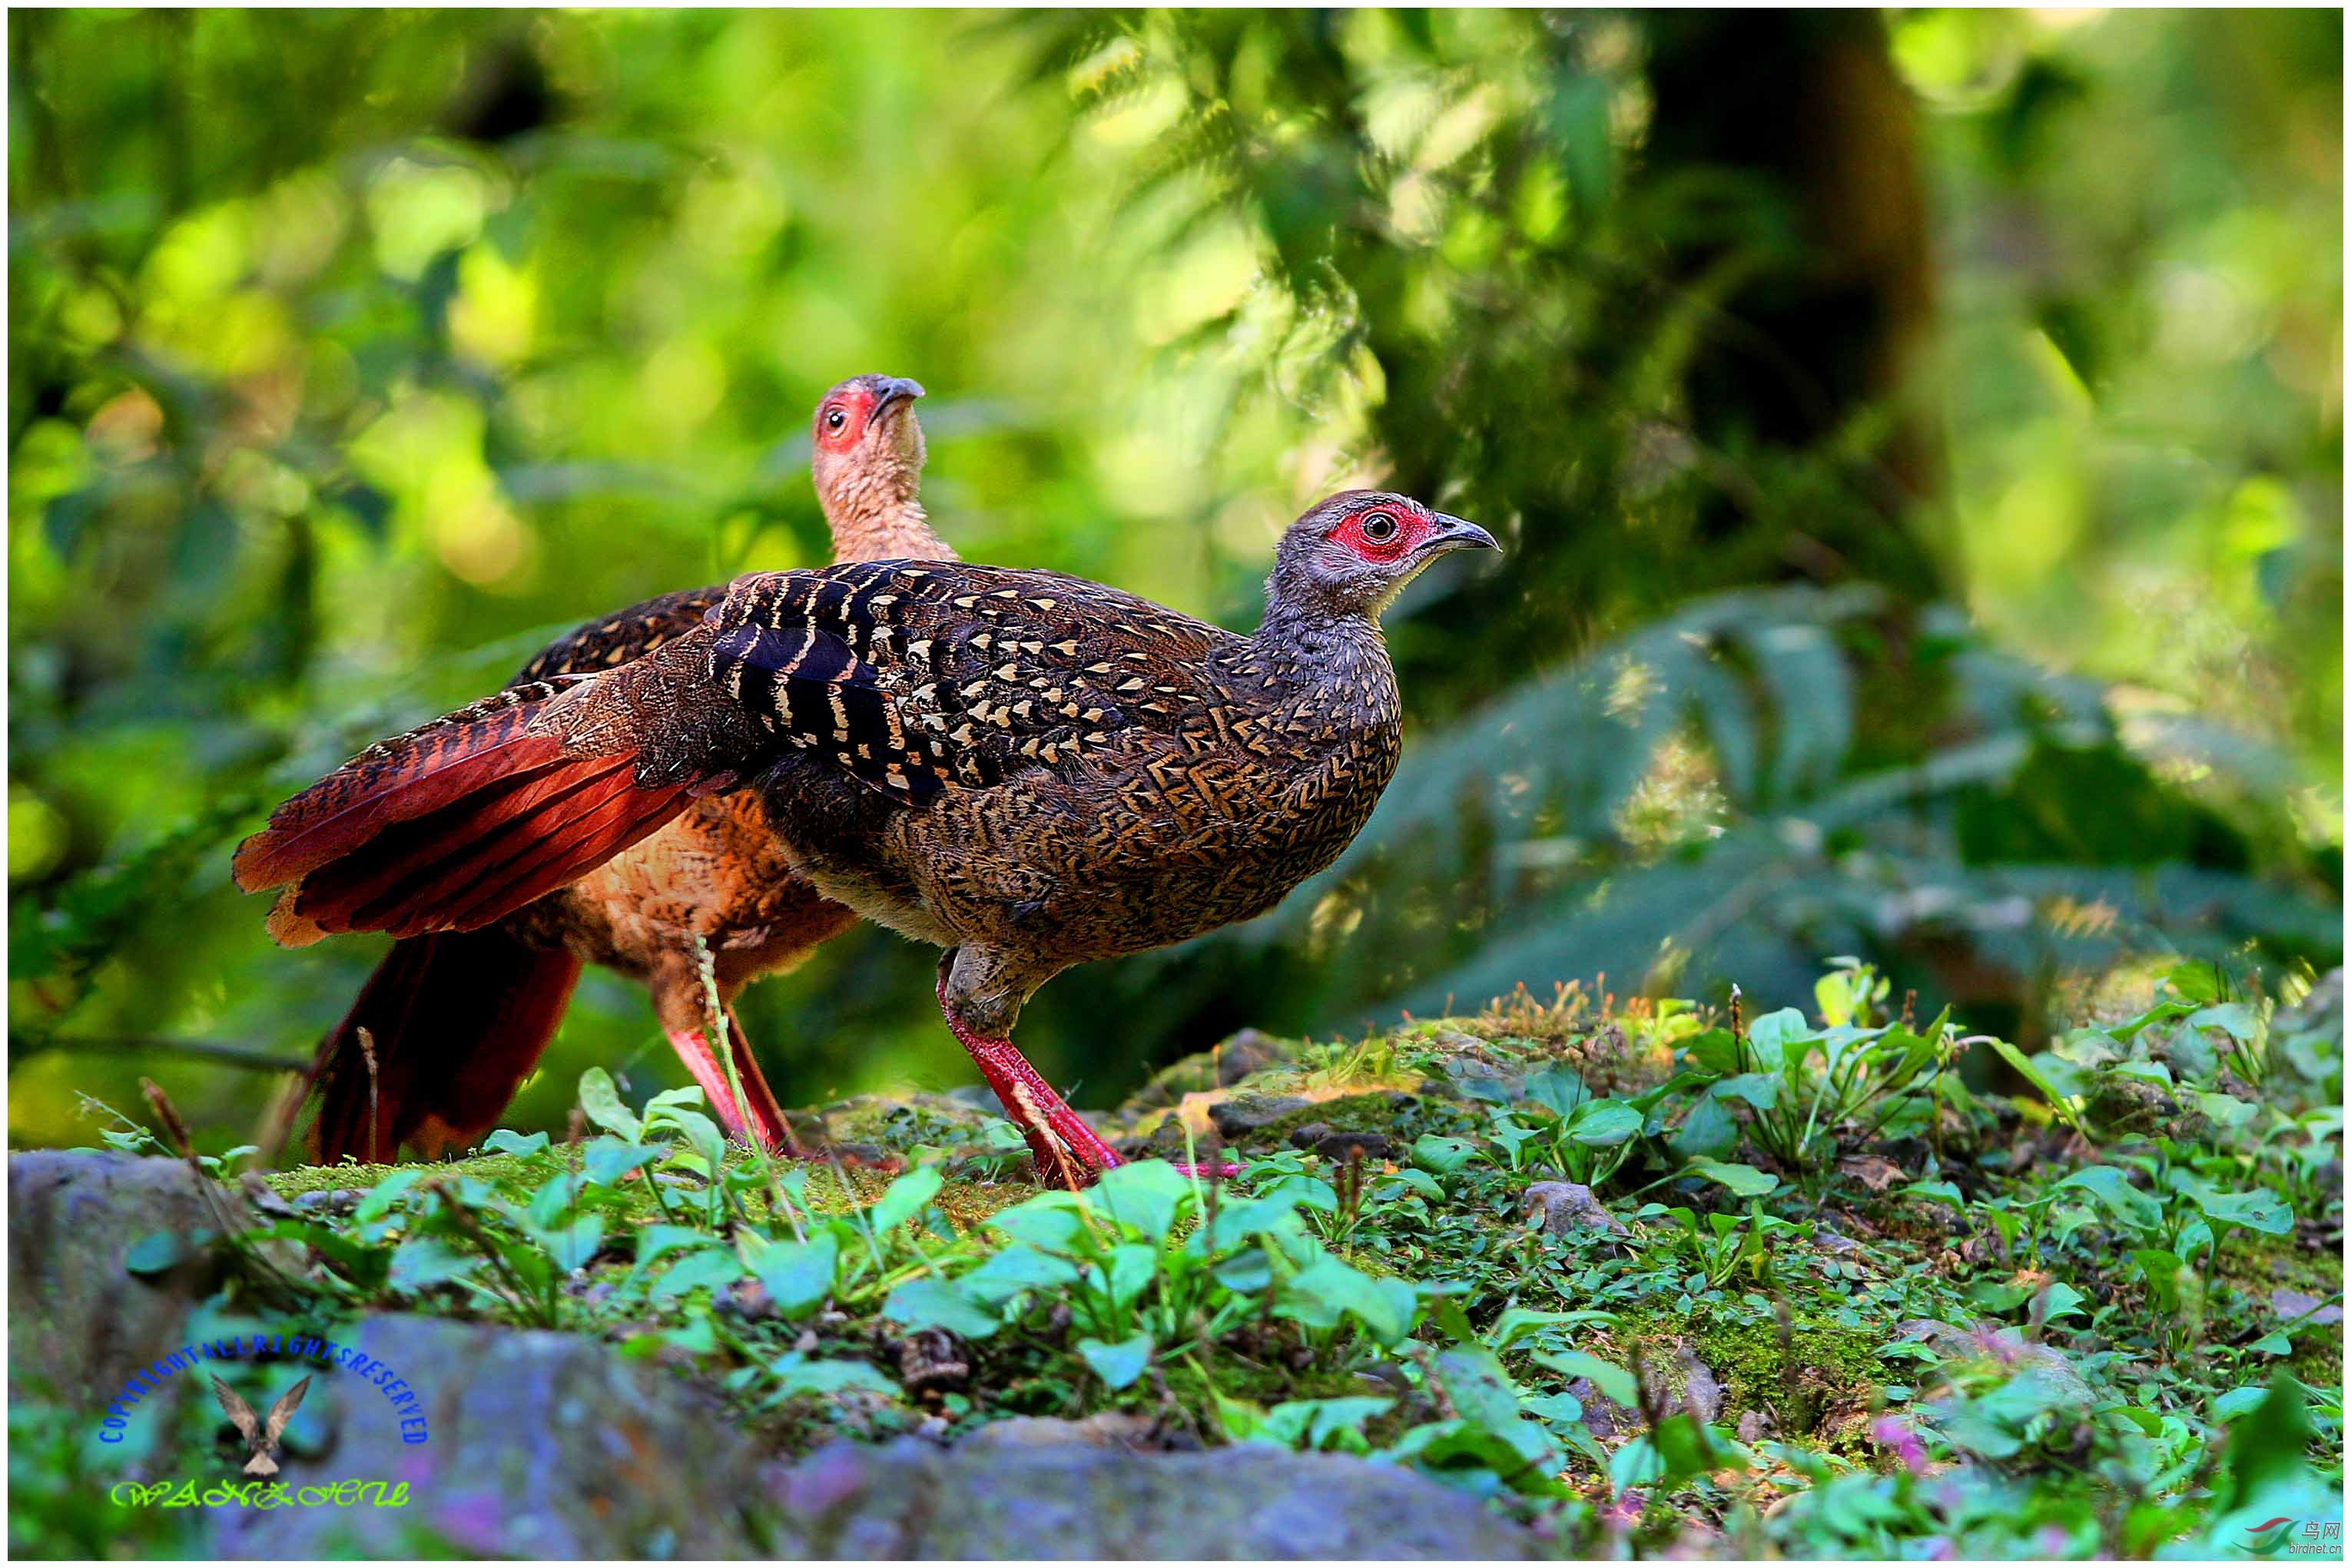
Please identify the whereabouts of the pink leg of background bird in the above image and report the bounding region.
[665,1021,797,1152]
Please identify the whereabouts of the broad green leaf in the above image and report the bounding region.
[1486,1308,1611,1351]
[1411,1134,1478,1175]
[651,1247,744,1301]
[2055,1165,2161,1237]
[1712,1072,1779,1111]
[1099,1242,1161,1310]
[884,1277,1002,1338]
[986,1192,1087,1252]
[1093,1159,1195,1243]
[2187,1002,2260,1043]
[638,1223,721,1268]
[1746,1006,1813,1066]
[2186,1185,2293,1236]
[1531,1348,1640,1407]
[1672,1092,1736,1160]
[1077,1331,1152,1391]
[575,1066,642,1141]
[1683,1156,1779,1197]
[1978,1036,2085,1133]
[1277,1255,1414,1346]
[1524,1064,1590,1118]
[772,1355,898,1397]
[1566,1099,1643,1148]
[958,1242,1080,1304]
[748,1232,841,1318]
[387,1235,477,1292]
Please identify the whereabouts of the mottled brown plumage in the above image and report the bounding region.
[243,489,1494,1185]
[286,375,947,1160]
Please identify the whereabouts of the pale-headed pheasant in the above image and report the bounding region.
[240,490,1496,1186]
[297,374,944,1161]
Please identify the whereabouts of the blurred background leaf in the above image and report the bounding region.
[8,8,2339,1149]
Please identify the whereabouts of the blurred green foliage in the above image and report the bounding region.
[9,10,2340,1152]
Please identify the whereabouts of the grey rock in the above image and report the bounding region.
[1287,1122,1394,1162]
[1207,1094,1311,1141]
[1676,1347,1723,1423]
[1894,1318,2093,1407]
[2270,1288,2344,1326]
[957,1414,1159,1449]
[1565,1346,1719,1437]
[210,1314,770,1559]
[1521,1181,1628,1238]
[8,1151,249,1409]
[764,1436,1538,1558]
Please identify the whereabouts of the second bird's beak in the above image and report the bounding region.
[872,377,927,416]
[1419,512,1500,556]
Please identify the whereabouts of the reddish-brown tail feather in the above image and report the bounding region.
[234,689,691,946]
[309,930,584,1164]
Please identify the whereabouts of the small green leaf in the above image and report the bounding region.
[534,1215,604,1271]
[124,1230,188,1277]
[353,1169,425,1223]
[864,1165,943,1235]
[481,1129,551,1158]
[576,1066,642,1142]
[1077,1331,1153,1391]
[582,1137,662,1188]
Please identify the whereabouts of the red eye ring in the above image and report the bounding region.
[824,407,848,433]
[1360,510,1401,544]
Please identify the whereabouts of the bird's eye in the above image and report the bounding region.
[1361,511,1400,544]
[824,408,847,432]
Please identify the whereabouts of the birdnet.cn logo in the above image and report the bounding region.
[98,1328,427,1510]
[2238,1518,2343,1557]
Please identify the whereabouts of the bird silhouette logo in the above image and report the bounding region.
[208,1373,311,1476]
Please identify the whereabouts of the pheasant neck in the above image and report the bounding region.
[828,499,955,565]
[1249,580,1398,697]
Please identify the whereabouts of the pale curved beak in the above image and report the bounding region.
[872,376,927,414]
[1420,512,1499,556]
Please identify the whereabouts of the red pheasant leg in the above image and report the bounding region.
[933,974,1242,1187]
[936,973,1122,1188]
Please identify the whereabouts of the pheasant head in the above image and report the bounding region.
[1267,489,1497,622]
[812,373,947,562]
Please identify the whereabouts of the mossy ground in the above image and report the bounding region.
[189,981,2340,1557]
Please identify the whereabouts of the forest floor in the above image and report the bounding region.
[15,962,2346,1559]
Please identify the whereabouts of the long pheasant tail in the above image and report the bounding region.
[307,931,584,1165]
[234,685,691,946]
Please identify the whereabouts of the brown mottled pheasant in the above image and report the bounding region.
[295,374,945,1162]
[238,490,1495,1186]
